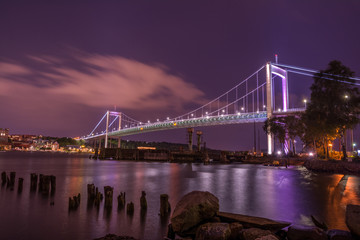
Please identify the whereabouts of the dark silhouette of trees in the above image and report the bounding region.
[263,115,302,155]
[303,60,360,160]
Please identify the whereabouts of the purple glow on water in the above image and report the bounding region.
[0,152,359,239]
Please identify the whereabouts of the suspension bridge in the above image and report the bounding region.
[81,61,360,154]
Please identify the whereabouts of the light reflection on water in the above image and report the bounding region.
[0,152,359,240]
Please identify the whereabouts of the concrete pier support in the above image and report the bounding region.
[187,128,194,151]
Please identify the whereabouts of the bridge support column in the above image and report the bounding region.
[187,128,194,151]
[105,111,110,148]
[118,137,121,148]
[266,62,274,155]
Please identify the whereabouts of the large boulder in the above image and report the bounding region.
[287,225,327,240]
[195,222,231,240]
[217,212,291,232]
[229,222,243,240]
[240,228,277,240]
[171,191,219,236]
[346,204,360,237]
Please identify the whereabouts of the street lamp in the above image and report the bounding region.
[303,99,307,108]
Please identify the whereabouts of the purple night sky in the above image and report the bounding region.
[1,1,359,151]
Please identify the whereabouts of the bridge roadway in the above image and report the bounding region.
[83,108,304,140]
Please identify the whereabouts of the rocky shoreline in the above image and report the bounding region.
[304,159,360,176]
[96,191,360,240]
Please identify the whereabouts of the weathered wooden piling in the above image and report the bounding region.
[6,171,16,188]
[30,173,38,191]
[160,194,171,217]
[50,175,56,193]
[1,171,6,184]
[104,186,113,209]
[18,178,24,192]
[126,202,134,215]
[38,174,44,191]
[87,183,96,200]
[41,175,51,194]
[117,192,126,209]
[140,191,147,210]
[69,193,81,210]
[94,188,103,207]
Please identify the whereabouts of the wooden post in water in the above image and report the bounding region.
[41,175,51,195]
[104,186,113,209]
[117,192,126,209]
[18,178,24,192]
[126,202,134,215]
[30,173,38,191]
[50,175,56,193]
[87,183,96,200]
[38,174,44,192]
[1,171,6,184]
[140,191,147,210]
[9,172,16,186]
[69,193,81,210]
[160,194,171,217]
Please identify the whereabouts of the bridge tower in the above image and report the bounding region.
[104,111,122,149]
[266,62,289,155]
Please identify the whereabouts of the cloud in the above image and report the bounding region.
[0,52,205,135]
[1,52,205,110]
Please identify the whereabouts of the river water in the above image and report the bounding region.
[0,152,359,240]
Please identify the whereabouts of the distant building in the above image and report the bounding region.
[0,128,9,143]
[52,142,59,151]
[0,128,11,150]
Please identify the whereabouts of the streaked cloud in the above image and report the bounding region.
[0,52,205,135]
[0,52,205,110]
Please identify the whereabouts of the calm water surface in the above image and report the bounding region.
[0,152,359,240]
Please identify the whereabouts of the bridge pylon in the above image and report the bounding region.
[266,62,289,155]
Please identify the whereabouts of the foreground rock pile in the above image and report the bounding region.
[166,191,360,240]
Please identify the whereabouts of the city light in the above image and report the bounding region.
[309,152,314,156]
[277,151,281,155]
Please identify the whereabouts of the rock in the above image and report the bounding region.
[94,233,138,240]
[255,235,279,240]
[287,225,327,240]
[217,212,291,231]
[311,215,328,230]
[195,222,231,240]
[166,224,176,240]
[346,204,360,237]
[171,191,219,235]
[228,222,243,240]
[241,228,277,240]
[327,229,354,240]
